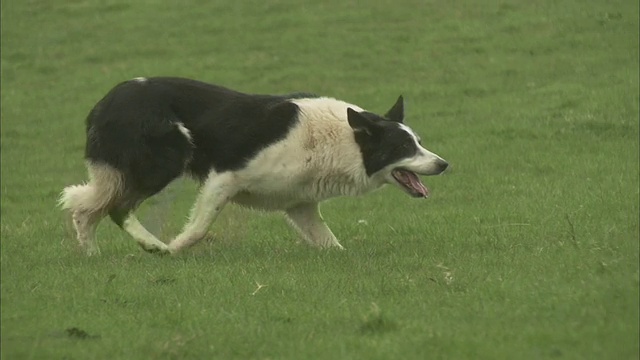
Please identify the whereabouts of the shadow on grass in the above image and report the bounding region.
[359,303,398,335]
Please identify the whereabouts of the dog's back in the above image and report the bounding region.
[85,77,300,184]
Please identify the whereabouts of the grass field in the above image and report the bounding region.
[2,0,639,359]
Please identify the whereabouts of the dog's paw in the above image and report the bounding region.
[84,245,101,256]
[166,243,183,255]
[139,242,170,256]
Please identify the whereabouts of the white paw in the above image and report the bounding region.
[85,245,101,256]
[139,242,170,255]
[166,243,181,255]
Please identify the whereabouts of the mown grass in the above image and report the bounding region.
[2,0,639,359]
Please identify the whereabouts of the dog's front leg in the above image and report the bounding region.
[285,203,344,249]
[168,172,237,254]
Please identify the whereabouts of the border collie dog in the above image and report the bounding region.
[60,77,448,255]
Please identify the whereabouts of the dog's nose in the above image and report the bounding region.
[437,159,449,173]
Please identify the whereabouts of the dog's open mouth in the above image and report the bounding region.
[392,169,430,198]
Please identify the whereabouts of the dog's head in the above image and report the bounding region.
[348,96,448,198]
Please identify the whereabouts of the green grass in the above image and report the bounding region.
[2,0,638,359]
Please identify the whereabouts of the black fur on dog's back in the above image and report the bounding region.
[86,77,302,191]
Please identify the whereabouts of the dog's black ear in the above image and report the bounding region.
[384,95,404,123]
[347,108,378,136]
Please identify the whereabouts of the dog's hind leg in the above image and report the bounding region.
[167,172,237,254]
[59,162,123,255]
[71,209,104,255]
[285,203,344,249]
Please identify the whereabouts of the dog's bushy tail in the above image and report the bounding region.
[59,162,124,213]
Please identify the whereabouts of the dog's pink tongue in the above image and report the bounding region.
[406,171,430,197]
